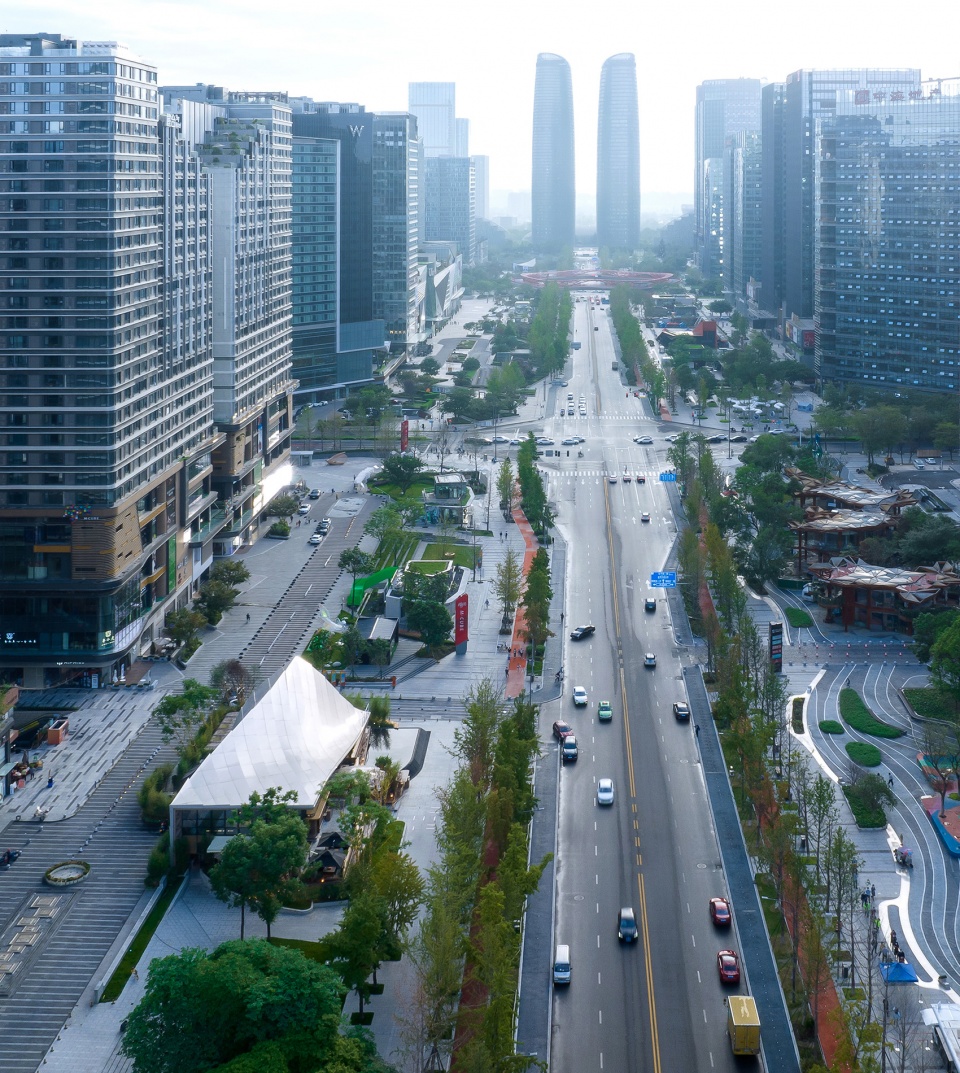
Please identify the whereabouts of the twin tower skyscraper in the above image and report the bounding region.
[532,52,640,252]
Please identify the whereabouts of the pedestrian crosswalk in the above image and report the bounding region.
[544,468,667,479]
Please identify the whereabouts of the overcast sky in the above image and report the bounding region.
[9,0,960,216]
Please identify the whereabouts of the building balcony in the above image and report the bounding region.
[189,507,231,546]
[221,507,254,537]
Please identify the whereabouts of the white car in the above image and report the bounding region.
[573,686,588,707]
[561,437,580,445]
[635,435,654,445]
[308,533,322,545]
[536,437,555,446]
[597,779,615,806]
[491,435,509,443]
[608,474,618,484]
[509,438,523,445]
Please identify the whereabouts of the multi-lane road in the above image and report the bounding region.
[543,297,747,1073]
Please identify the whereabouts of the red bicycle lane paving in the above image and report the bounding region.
[505,508,538,699]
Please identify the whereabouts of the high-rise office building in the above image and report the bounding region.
[373,113,421,348]
[456,117,469,158]
[0,34,219,687]
[694,78,761,285]
[162,86,296,557]
[532,53,575,251]
[815,82,960,395]
[424,156,475,264]
[728,131,762,307]
[289,101,385,402]
[408,82,455,157]
[596,53,640,251]
[472,154,490,220]
[760,68,920,328]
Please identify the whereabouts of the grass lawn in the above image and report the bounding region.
[903,686,960,721]
[838,688,903,738]
[423,542,477,569]
[371,533,419,574]
[368,477,433,502]
[784,606,814,629]
[406,559,450,575]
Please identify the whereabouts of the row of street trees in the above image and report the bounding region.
[609,285,665,409]
[516,434,553,538]
[165,560,251,653]
[397,681,549,1073]
[675,436,908,1065]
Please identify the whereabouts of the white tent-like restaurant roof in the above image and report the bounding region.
[171,656,368,812]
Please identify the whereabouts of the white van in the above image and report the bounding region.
[553,944,571,985]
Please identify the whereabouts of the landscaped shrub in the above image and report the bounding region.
[819,720,845,734]
[137,763,174,824]
[791,696,805,734]
[842,783,887,828]
[268,519,290,538]
[845,741,883,767]
[903,686,960,721]
[785,607,814,629]
[839,688,903,738]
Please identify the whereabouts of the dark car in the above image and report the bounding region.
[570,624,596,641]
[673,702,691,721]
[717,949,740,985]
[552,720,573,740]
[709,897,732,927]
[637,475,646,484]
[708,434,725,443]
[561,735,579,762]
[618,907,638,943]
[644,598,657,613]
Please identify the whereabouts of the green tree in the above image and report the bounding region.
[267,493,299,518]
[912,608,960,662]
[494,547,523,628]
[339,548,375,586]
[496,456,515,512]
[367,637,393,679]
[165,607,207,648]
[120,940,345,1073]
[364,504,403,545]
[153,679,218,754]
[420,357,441,375]
[211,560,251,586]
[194,579,239,625]
[931,617,960,701]
[210,805,307,939]
[380,453,424,493]
[327,890,388,1015]
[406,599,453,651]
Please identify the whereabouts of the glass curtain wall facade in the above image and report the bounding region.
[424,156,475,265]
[0,34,217,687]
[729,131,762,306]
[761,68,920,325]
[694,78,761,286]
[373,113,421,349]
[596,53,640,252]
[815,83,960,395]
[408,82,455,157]
[532,53,575,252]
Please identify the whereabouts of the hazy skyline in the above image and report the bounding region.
[10,0,960,217]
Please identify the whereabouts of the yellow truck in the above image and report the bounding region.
[727,995,761,1056]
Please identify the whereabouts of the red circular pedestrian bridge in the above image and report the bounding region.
[518,269,673,291]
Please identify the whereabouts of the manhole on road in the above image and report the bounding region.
[573,895,585,901]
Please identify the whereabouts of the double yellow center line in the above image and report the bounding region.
[603,480,661,1073]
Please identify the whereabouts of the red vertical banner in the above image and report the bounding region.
[454,592,469,646]
[400,419,409,452]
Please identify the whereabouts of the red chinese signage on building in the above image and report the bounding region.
[400,419,409,453]
[454,593,469,646]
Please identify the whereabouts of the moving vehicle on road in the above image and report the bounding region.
[552,720,573,740]
[562,735,579,761]
[727,996,760,1056]
[717,949,741,985]
[570,624,595,641]
[308,488,321,499]
[572,686,588,707]
[608,475,618,484]
[597,700,613,722]
[308,534,322,545]
[644,598,657,613]
[634,435,653,445]
[644,653,657,668]
[597,778,615,805]
[673,701,690,721]
[709,897,731,926]
[640,512,650,522]
[617,907,638,942]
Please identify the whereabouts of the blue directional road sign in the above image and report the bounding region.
[659,471,677,482]
[650,571,677,588]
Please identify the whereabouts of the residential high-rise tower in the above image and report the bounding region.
[597,53,640,251]
[532,53,575,251]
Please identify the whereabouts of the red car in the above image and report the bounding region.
[552,720,573,740]
[717,949,740,985]
[709,897,731,926]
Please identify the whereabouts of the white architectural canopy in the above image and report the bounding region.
[171,656,368,813]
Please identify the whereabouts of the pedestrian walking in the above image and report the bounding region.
[246,613,251,623]
[871,883,876,901]
[888,775,894,789]
[694,724,700,738]
[132,967,139,981]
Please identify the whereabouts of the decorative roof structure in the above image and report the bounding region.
[786,470,916,514]
[807,557,960,606]
[171,656,368,812]
[791,507,889,534]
